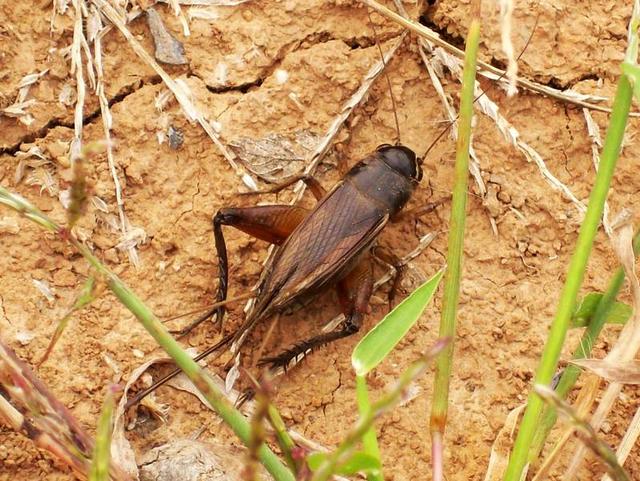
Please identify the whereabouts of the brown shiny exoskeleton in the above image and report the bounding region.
[210,144,422,368]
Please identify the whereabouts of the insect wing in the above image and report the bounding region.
[260,179,388,312]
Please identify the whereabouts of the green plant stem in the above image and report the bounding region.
[0,186,295,481]
[503,72,633,481]
[429,16,480,478]
[89,386,117,481]
[531,229,640,459]
[356,374,383,481]
[268,404,298,473]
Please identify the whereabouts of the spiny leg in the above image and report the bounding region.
[173,205,309,337]
[240,174,327,201]
[259,255,374,371]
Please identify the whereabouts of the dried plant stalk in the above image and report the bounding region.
[364,0,619,114]
[535,385,630,481]
[0,337,130,481]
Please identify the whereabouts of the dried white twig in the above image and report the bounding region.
[70,0,86,164]
[291,33,407,200]
[364,0,619,114]
[429,45,587,215]
[499,0,518,96]
[90,4,141,268]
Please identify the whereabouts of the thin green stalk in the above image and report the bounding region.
[429,16,480,481]
[89,385,117,481]
[531,230,640,459]
[503,72,633,481]
[356,374,383,481]
[267,404,298,473]
[0,186,295,481]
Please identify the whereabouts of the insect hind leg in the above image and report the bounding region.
[173,205,309,337]
[259,255,373,371]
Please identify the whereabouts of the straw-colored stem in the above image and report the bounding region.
[429,16,480,480]
[503,68,633,481]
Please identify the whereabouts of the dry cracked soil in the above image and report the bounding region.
[1,1,639,480]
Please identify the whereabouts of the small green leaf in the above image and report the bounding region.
[307,452,328,472]
[621,62,640,104]
[352,268,445,376]
[307,451,381,476]
[571,292,632,328]
[89,385,118,481]
[335,452,381,475]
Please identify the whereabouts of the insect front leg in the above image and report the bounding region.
[173,205,309,337]
[259,255,374,371]
[371,245,406,311]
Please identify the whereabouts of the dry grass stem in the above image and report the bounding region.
[531,375,600,481]
[535,385,630,481]
[427,45,587,215]
[291,33,407,201]
[71,0,87,163]
[482,404,525,481]
[498,0,517,96]
[0,336,130,481]
[364,0,621,114]
[89,4,140,267]
[602,405,640,481]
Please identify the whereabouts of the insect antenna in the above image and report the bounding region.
[419,9,541,160]
[367,8,402,145]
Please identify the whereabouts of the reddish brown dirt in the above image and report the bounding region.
[1,1,640,480]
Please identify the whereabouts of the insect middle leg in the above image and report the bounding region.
[173,205,310,337]
[240,174,327,200]
[260,254,374,370]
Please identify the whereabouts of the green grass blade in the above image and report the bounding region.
[0,185,295,481]
[89,385,117,481]
[352,269,444,376]
[503,68,633,481]
[429,15,480,481]
[356,374,383,481]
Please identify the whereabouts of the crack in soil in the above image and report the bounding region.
[1,75,163,156]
